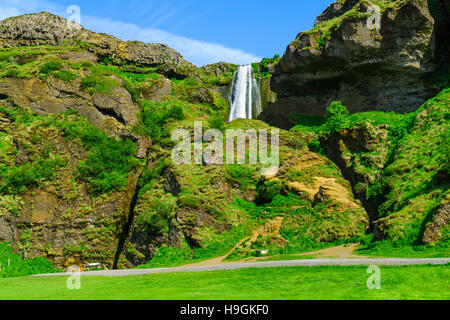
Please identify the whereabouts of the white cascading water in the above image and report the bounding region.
[228,65,262,121]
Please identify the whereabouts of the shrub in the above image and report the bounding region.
[80,75,119,94]
[326,101,349,118]
[135,101,186,143]
[225,165,255,190]
[76,135,138,195]
[39,61,63,75]
[208,116,226,130]
[135,195,177,233]
[257,180,284,204]
[0,157,67,194]
[0,242,57,278]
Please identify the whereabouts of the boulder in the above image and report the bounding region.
[92,87,139,125]
[140,78,172,101]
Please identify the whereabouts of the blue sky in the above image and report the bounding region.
[0,0,334,66]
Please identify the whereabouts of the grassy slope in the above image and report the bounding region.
[290,90,449,255]
[374,89,449,244]
[0,265,448,300]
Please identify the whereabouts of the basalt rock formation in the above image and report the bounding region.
[260,0,446,129]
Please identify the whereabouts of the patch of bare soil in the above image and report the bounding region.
[296,243,367,259]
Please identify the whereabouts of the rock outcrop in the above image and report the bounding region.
[319,88,449,244]
[0,12,195,79]
[0,64,151,158]
[0,112,144,268]
[423,202,450,244]
[322,123,390,217]
[260,0,443,129]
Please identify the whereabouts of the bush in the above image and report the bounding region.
[0,157,67,194]
[225,165,255,190]
[80,75,119,94]
[39,61,63,75]
[135,195,177,233]
[0,242,58,278]
[257,180,284,204]
[76,135,138,195]
[326,101,349,118]
[135,101,186,143]
[208,116,225,130]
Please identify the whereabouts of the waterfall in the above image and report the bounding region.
[228,65,262,122]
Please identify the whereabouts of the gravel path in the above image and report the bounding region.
[34,258,450,277]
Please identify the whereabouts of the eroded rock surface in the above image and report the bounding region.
[260,0,441,129]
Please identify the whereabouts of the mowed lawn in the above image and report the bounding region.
[0,265,448,300]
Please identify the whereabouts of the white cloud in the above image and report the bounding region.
[0,0,261,66]
[0,0,62,19]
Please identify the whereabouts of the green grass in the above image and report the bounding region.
[0,243,58,278]
[356,240,450,258]
[0,265,448,300]
[291,90,449,245]
[0,106,140,196]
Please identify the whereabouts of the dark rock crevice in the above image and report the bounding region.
[112,166,147,269]
[319,126,394,234]
[93,104,125,124]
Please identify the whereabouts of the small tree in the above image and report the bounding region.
[325,101,350,131]
[326,101,349,119]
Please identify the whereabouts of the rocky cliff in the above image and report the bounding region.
[0,9,370,267]
[0,12,237,268]
[0,12,196,79]
[260,0,448,129]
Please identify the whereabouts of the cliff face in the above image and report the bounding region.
[260,0,445,129]
[117,120,368,268]
[0,108,144,269]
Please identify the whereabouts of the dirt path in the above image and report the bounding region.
[182,217,285,267]
[296,244,368,259]
[182,222,366,267]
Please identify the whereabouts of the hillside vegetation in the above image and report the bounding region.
[0,1,448,276]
